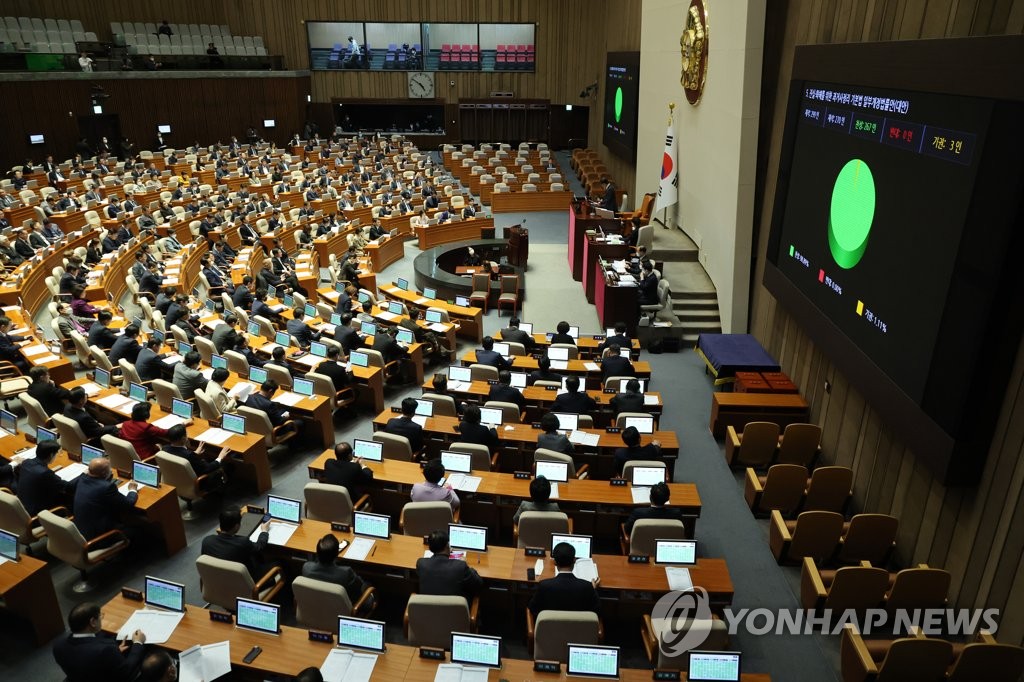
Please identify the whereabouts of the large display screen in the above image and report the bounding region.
[602,52,640,161]
[771,81,989,403]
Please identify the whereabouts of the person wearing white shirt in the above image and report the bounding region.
[78,52,94,72]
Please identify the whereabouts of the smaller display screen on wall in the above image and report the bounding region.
[603,52,640,162]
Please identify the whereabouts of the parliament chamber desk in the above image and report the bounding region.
[415,217,495,249]
[368,411,679,481]
[568,206,625,282]
[366,232,412,273]
[378,283,485,343]
[493,330,642,359]
[65,379,274,495]
[417,378,663,427]
[489,189,574,213]
[306,454,699,538]
[0,433,187,556]
[583,235,630,303]
[460,351,653,390]
[709,392,811,439]
[0,553,64,644]
[0,306,76,385]
[595,269,641,339]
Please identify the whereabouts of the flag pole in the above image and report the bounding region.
[662,103,675,229]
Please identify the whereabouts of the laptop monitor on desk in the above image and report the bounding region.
[566,644,619,679]
[0,529,19,562]
[448,365,471,383]
[249,366,268,384]
[353,511,390,539]
[235,597,280,634]
[655,540,697,566]
[222,413,246,435]
[350,351,369,368]
[423,287,437,300]
[172,398,193,420]
[448,523,488,553]
[360,322,377,336]
[94,367,111,388]
[440,450,472,473]
[425,310,443,324]
[624,415,655,434]
[535,460,569,483]
[451,632,501,668]
[551,533,592,560]
[479,406,503,426]
[338,616,386,653]
[552,412,579,433]
[211,354,227,369]
[144,576,184,612]
[631,466,666,487]
[293,377,314,396]
[266,494,301,524]
[132,461,161,488]
[397,277,409,290]
[518,322,533,335]
[548,346,570,361]
[687,651,741,681]
[81,443,105,465]
[353,438,383,462]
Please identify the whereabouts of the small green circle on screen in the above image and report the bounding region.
[828,159,875,269]
[614,87,623,123]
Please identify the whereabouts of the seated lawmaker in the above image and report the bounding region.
[475,336,510,371]
[499,317,535,351]
[245,379,297,432]
[598,321,632,354]
[411,458,459,510]
[17,440,74,516]
[549,320,576,346]
[600,343,636,380]
[27,365,70,415]
[609,378,647,414]
[487,370,525,413]
[550,375,598,415]
[86,310,119,350]
[316,345,351,391]
[53,602,145,682]
[302,534,372,604]
[65,387,120,440]
[201,507,271,580]
[416,530,482,598]
[613,426,663,474]
[528,356,562,386]
[623,482,682,535]
[528,541,600,616]
[324,441,374,499]
[72,457,138,543]
[384,397,424,454]
[163,424,228,486]
[513,476,561,525]
[454,404,499,453]
[537,412,574,455]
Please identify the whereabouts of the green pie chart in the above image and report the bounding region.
[828,159,875,269]
[614,87,623,122]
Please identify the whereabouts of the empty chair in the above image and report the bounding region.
[625,519,688,556]
[744,464,809,516]
[20,392,51,432]
[516,511,570,548]
[803,466,854,513]
[420,392,458,418]
[151,379,183,411]
[264,362,292,389]
[0,489,53,550]
[372,431,414,461]
[724,421,780,468]
[52,413,88,457]
[293,576,376,631]
[801,558,890,613]
[404,594,477,648]
[195,555,283,612]
[38,509,128,592]
[154,450,219,520]
[837,514,898,565]
[839,624,952,682]
[549,343,578,360]
[775,423,822,466]
[769,510,845,565]
[468,363,498,382]
[468,273,490,311]
[101,434,143,476]
[306,371,355,413]
[946,637,1024,682]
[193,388,221,422]
[400,501,453,537]
[497,275,519,316]
[884,565,951,616]
[528,610,602,662]
[89,346,122,384]
[304,482,368,524]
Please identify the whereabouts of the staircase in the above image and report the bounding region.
[651,225,722,344]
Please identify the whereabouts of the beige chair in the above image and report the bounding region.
[252,315,276,340]
[292,576,377,631]
[483,400,522,424]
[303,482,369,525]
[744,464,808,516]
[52,413,89,457]
[306,371,355,413]
[840,624,952,682]
[641,614,729,670]
[151,379,183,411]
[38,509,129,592]
[724,422,780,468]
[193,388,222,422]
[264,362,293,389]
[528,610,602,662]
[362,348,401,383]
[0,489,59,550]
[155,451,220,520]
[624,519,688,556]
[468,273,490,312]
[534,448,588,479]
[775,423,822,467]
[69,331,97,369]
[769,510,845,565]
[404,594,478,648]
[421,392,458,418]
[515,511,570,549]
[224,350,250,376]
[89,346,123,384]
[195,555,283,612]
[469,363,499,382]
[803,466,854,513]
[615,411,658,430]
[837,514,898,565]
[549,343,578,360]
[20,392,51,432]
[193,336,216,366]
[426,307,450,322]
[497,275,518,316]
[102,434,143,476]
[118,360,151,394]
[372,431,414,461]
[237,405,298,449]
[448,442,496,470]
[504,341,527,357]
[801,558,890,615]
[50,318,76,354]
[400,501,454,537]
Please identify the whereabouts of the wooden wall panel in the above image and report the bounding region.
[751,0,1024,644]
[2,0,226,31]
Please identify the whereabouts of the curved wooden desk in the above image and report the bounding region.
[415,217,495,249]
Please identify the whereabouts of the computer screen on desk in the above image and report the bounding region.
[631,466,666,486]
[310,341,327,358]
[440,451,472,473]
[397,278,409,290]
[0,529,18,561]
[423,287,437,300]
[94,367,111,388]
[455,295,471,307]
[128,382,147,403]
[414,399,434,417]
[350,351,369,368]
[132,461,160,488]
[293,377,314,396]
[36,427,57,443]
[338,616,386,652]
[624,415,655,434]
[247,321,261,337]
[548,346,570,361]
[82,444,105,465]
[145,576,184,612]
[249,366,268,384]
[551,533,592,560]
[568,326,580,339]
[354,511,390,539]
[448,365,471,383]
[451,632,501,668]
[172,398,193,420]
[509,372,527,389]
[211,354,227,370]
[655,540,697,566]
[222,413,246,435]
[518,322,533,335]
[396,328,415,345]
[267,495,301,523]
[275,331,291,347]
[388,301,404,316]
[360,322,377,336]
[448,523,488,552]
[492,341,510,357]
[236,597,280,634]
[553,412,579,432]
[425,310,443,324]
[535,460,569,483]
[353,438,383,462]
[479,407,503,426]
[688,651,741,681]
[567,644,619,678]
[0,409,17,436]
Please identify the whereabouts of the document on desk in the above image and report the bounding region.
[152,414,186,430]
[573,558,599,583]
[644,393,659,406]
[631,486,651,504]
[569,430,600,447]
[96,394,133,411]
[550,360,569,370]
[448,380,471,391]
[414,297,430,305]
[161,353,184,365]
[194,427,232,445]
[275,391,304,407]
[583,362,601,372]
[250,521,298,546]
[116,609,185,644]
[228,382,255,401]
[428,322,449,333]
[666,567,694,592]
[55,462,88,482]
[21,344,48,356]
[548,482,560,500]
[411,415,428,427]
[446,473,482,493]
[344,537,375,561]
[117,481,138,496]
[377,311,398,322]
[320,648,378,682]
[434,664,489,682]
[179,641,231,682]
[79,382,102,396]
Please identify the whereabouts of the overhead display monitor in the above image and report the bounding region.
[603,51,640,162]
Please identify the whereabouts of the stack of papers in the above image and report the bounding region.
[320,649,378,682]
[116,609,185,644]
[433,664,489,682]
[666,567,694,591]
[117,481,139,496]
[250,521,299,546]
[194,428,232,445]
[548,482,560,500]
[21,344,49,356]
[583,362,600,372]
[569,430,600,447]
[414,297,430,305]
[428,322,448,333]
[631,487,651,504]
[96,394,134,412]
[31,353,61,364]
[411,415,428,427]
[79,382,102,396]
[446,473,482,492]
[275,392,304,406]
[161,353,184,365]
[377,311,398,322]
[573,558,599,582]
[152,414,186,429]
[344,537,375,561]
[228,383,255,401]
[550,360,569,370]
[179,641,231,682]
[55,462,88,482]
[643,394,659,405]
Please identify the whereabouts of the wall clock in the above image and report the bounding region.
[680,0,709,105]
[407,72,435,99]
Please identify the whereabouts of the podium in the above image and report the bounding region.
[504,225,529,267]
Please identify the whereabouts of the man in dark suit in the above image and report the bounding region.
[0,315,29,373]
[135,338,166,382]
[210,314,239,354]
[53,602,146,682]
[453,405,499,453]
[598,177,618,212]
[334,313,363,353]
[286,306,319,348]
[72,457,138,542]
[138,262,163,298]
[488,370,526,413]
[65,387,120,440]
[416,530,483,598]
[624,482,681,535]
[499,317,535,351]
[164,424,228,485]
[528,542,600,616]
[323,441,374,498]
[200,507,271,579]
[637,260,659,306]
[316,345,351,391]
[614,426,663,475]
[165,294,191,329]
[601,344,636,380]
[109,324,142,365]
[384,397,424,454]
[245,379,297,432]
[551,376,598,415]
[87,310,119,350]
[27,366,70,415]
[527,356,563,386]
[302,534,371,603]
[609,378,647,414]
[598,321,632,354]
[232,276,254,310]
[17,440,74,516]
[475,336,511,371]
[13,229,35,259]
